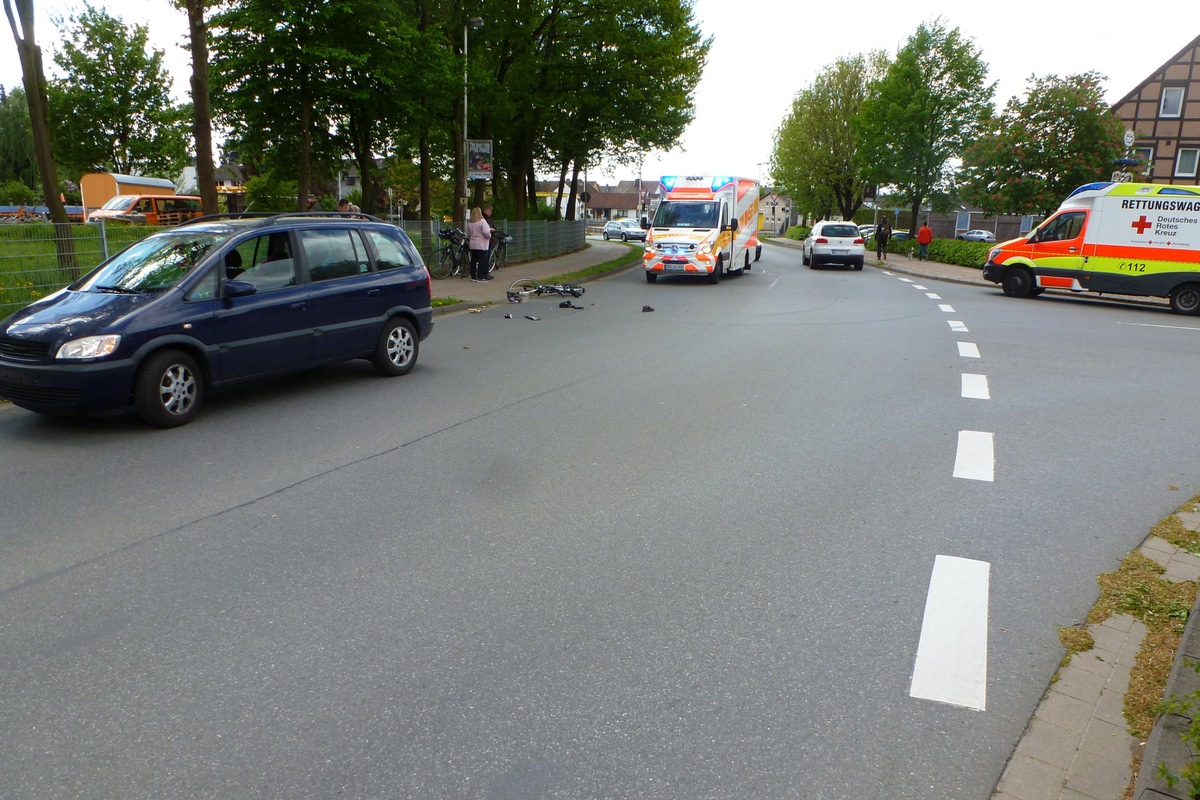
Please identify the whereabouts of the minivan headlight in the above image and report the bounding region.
[56,335,121,360]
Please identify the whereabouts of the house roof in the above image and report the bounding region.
[1112,33,1200,108]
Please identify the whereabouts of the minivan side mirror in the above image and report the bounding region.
[224,279,257,298]
[640,216,649,230]
[729,218,739,232]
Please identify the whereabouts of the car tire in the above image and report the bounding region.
[1001,267,1034,297]
[134,349,204,428]
[1170,284,1200,315]
[602,231,609,240]
[621,233,628,241]
[755,244,762,262]
[646,271,657,283]
[801,248,810,266]
[853,257,863,271]
[373,317,419,376]
[708,257,721,284]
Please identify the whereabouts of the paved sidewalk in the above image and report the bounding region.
[432,238,640,311]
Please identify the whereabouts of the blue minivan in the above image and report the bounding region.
[0,213,434,427]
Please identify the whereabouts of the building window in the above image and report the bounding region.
[1161,86,1185,118]
[1176,148,1199,178]
[1135,147,1154,176]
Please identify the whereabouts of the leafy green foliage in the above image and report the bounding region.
[856,20,994,227]
[47,6,190,181]
[959,72,1125,216]
[0,86,37,190]
[772,53,886,221]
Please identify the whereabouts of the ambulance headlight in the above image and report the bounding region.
[987,247,1000,262]
[698,242,713,255]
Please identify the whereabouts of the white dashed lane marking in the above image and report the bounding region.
[953,431,995,482]
[961,373,990,400]
[910,555,991,711]
[958,342,980,358]
[948,320,969,332]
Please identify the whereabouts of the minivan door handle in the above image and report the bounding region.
[366,289,381,297]
[291,302,306,311]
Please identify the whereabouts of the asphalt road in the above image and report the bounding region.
[2,247,1198,799]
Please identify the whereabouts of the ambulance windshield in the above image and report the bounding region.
[653,201,720,229]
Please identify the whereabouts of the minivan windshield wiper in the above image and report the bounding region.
[94,285,147,294]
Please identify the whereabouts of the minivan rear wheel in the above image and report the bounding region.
[373,317,419,376]
[135,349,204,428]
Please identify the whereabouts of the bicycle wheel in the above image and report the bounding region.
[488,242,506,273]
[429,247,454,279]
[506,278,541,302]
[452,246,469,278]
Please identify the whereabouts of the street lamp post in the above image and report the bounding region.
[461,16,484,225]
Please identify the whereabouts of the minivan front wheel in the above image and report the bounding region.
[373,317,418,376]
[135,349,204,428]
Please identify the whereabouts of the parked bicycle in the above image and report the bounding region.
[506,278,585,303]
[429,227,469,279]
[488,232,513,274]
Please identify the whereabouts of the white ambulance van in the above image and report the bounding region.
[642,176,760,284]
[982,181,1200,314]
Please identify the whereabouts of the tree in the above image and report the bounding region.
[856,20,994,229]
[3,0,68,222]
[772,53,886,221]
[0,86,37,189]
[959,72,1126,216]
[182,0,219,216]
[47,6,190,181]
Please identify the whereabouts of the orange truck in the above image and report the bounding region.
[642,176,760,284]
[80,173,202,226]
[982,181,1200,314]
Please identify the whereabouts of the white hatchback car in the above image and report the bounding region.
[802,221,866,270]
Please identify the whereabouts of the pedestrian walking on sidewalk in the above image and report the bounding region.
[876,217,891,261]
[467,207,493,281]
[917,221,933,261]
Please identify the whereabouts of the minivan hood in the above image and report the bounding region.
[2,289,153,343]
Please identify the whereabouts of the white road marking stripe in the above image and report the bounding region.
[1117,322,1200,332]
[939,304,955,312]
[899,278,913,283]
[958,342,980,358]
[910,555,990,711]
[913,284,928,290]
[961,373,990,399]
[925,292,942,299]
[948,320,969,332]
[954,431,994,481]
[768,278,779,290]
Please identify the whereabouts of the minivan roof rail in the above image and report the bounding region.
[180,211,387,227]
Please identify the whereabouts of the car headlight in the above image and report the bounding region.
[56,334,121,360]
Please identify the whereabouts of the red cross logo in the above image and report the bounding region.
[1131,215,1152,234]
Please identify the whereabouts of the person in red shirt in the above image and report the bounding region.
[916,222,934,261]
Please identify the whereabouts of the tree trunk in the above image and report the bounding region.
[186,0,219,216]
[5,0,76,277]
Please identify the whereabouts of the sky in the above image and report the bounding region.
[3,0,1199,187]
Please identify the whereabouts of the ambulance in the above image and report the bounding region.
[982,181,1200,314]
[642,176,760,284]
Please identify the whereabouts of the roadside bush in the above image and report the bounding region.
[785,225,809,240]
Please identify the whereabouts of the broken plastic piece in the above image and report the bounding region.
[525,315,540,321]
